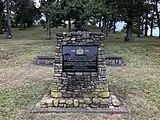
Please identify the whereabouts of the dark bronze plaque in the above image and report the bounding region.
[62,45,98,72]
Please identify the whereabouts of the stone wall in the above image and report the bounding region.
[40,32,112,108]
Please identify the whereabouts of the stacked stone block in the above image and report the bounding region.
[40,32,120,108]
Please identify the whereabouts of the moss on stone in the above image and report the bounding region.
[66,99,73,107]
[101,91,110,98]
[94,88,101,92]
[51,87,59,92]
[74,99,79,107]
[51,92,62,98]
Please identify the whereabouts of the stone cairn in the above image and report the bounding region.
[39,32,121,108]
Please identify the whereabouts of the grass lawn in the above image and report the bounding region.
[0,26,160,120]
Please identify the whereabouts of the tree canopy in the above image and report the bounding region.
[0,0,160,40]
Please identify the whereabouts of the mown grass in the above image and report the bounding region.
[0,26,160,120]
[105,33,160,119]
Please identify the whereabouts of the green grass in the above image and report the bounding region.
[105,33,160,119]
[0,26,160,120]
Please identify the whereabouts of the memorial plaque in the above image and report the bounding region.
[62,45,98,72]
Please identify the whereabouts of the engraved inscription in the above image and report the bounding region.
[62,45,98,72]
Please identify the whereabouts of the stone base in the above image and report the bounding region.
[31,92,128,114]
[31,102,128,113]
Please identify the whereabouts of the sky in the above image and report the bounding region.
[35,0,40,8]
[115,22,159,37]
[34,0,159,37]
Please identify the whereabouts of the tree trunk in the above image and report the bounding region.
[99,17,102,28]
[105,20,109,37]
[150,14,154,36]
[141,25,144,35]
[23,23,26,29]
[46,16,51,40]
[101,25,103,33]
[137,17,141,37]
[102,17,106,34]
[20,19,23,30]
[0,16,3,34]
[3,13,6,32]
[68,17,71,32]
[6,0,12,39]
[145,12,148,36]
[108,21,113,32]
[113,21,116,33]
[125,21,133,42]
[155,1,160,38]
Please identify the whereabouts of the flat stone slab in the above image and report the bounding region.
[31,103,128,114]
[105,57,126,67]
[33,56,54,66]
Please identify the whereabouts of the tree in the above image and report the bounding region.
[116,0,149,42]
[0,0,5,34]
[13,0,41,30]
[61,0,74,32]
[6,0,12,39]
[40,0,64,39]
[90,0,116,36]
[71,0,91,31]
[151,0,160,38]
[149,11,156,36]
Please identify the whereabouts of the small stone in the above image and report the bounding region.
[40,99,46,106]
[53,99,59,107]
[51,88,59,92]
[95,88,101,92]
[101,92,110,98]
[63,42,67,45]
[82,104,88,108]
[109,106,115,109]
[45,98,54,107]
[66,99,73,107]
[59,99,66,104]
[41,104,47,108]
[100,98,109,105]
[74,99,79,107]
[102,85,109,91]
[84,98,92,104]
[64,104,67,108]
[78,99,84,104]
[59,104,64,107]
[54,74,61,77]
[79,104,83,108]
[42,95,50,100]
[71,38,76,41]
[90,104,99,108]
[63,32,67,35]
[83,94,90,98]
[51,92,62,98]
[111,95,121,107]
[95,85,103,89]
[92,98,100,104]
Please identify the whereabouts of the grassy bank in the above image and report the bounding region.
[0,26,160,120]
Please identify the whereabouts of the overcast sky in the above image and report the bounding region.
[35,0,40,7]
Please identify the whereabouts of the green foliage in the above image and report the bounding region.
[40,0,65,28]
[13,0,41,29]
